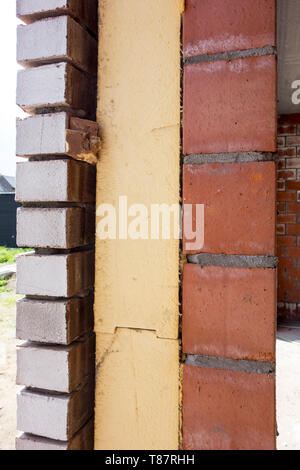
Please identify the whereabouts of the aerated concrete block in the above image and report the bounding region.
[17,334,95,392]
[17,206,94,249]
[17,16,97,75]
[16,251,94,298]
[16,418,94,450]
[17,0,98,36]
[16,112,99,158]
[16,160,96,203]
[17,62,96,118]
[16,295,93,345]
[17,380,94,441]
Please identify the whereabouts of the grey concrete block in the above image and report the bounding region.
[16,295,93,345]
[16,251,94,298]
[17,207,94,249]
[16,159,96,203]
[17,16,97,75]
[17,0,98,36]
[16,112,99,158]
[17,379,94,441]
[17,334,95,392]
[17,62,96,118]
[17,112,67,156]
[15,418,94,450]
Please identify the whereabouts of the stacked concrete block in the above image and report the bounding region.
[182,0,277,450]
[16,112,99,163]
[17,0,98,37]
[17,63,96,118]
[17,380,94,441]
[16,160,96,203]
[16,419,94,450]
[16,0,98,451]
[17,16,97,75]
[17,335,95,392]
[16,296,93,345]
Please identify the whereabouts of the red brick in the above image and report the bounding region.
[277,214,296,224]
[277,137,285,147]
[183,365,276,450]
[183,56,276,154]
[276,224,285,235]
[277,236,296,247]
[277,125,297,136]
[183,0,275,58]
[286,158,300,169]
[287,203,300,213]
[286,136,300,146]
[278,257,296,269]
[287,225,300,235]
[277,181,285,191]
[278,147,296,158]
[276,159,285,170]
[285,268,300,281]
[277,170,296,180]
[278,279,297,291]
[277,287,286,301]
[287,247,300,257]
[277,302,300,321]
[287,181,300,191]
[277,192,296,202]
[277,202,285,213]
[183,162,276,255]
[278,114,300,125]
[284,291,300,302]
[182,264,275,361]
[278,267,286,280]
[277,246,285,257]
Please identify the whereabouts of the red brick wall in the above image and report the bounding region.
[182,0,277,450]
[277,114,300,320]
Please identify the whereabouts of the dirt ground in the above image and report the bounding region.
[0,276,21,451]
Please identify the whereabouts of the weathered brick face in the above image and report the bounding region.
[277,114,300,319]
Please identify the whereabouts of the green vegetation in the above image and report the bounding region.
[0,291,21,329]
[0,246,32,265]
[0,278,9,293]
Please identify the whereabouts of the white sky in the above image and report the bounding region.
[0,3,26,177]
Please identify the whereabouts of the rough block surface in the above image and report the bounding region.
[17,0,98,36]
[16,160,96,203]
[16,251,94,298]
[183,0,276,57]
[183,56,277,154]
[16,295,93,345]
[16,112,99,158]
[17,380,94,441]
[17,62,96,118]
[16,418,94,450]
[17,334,95,392]
[183,365,276,450]
[17,16,97,75]
[17,207,94,249]
[183,162,276,255]
[182,264,276,361]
